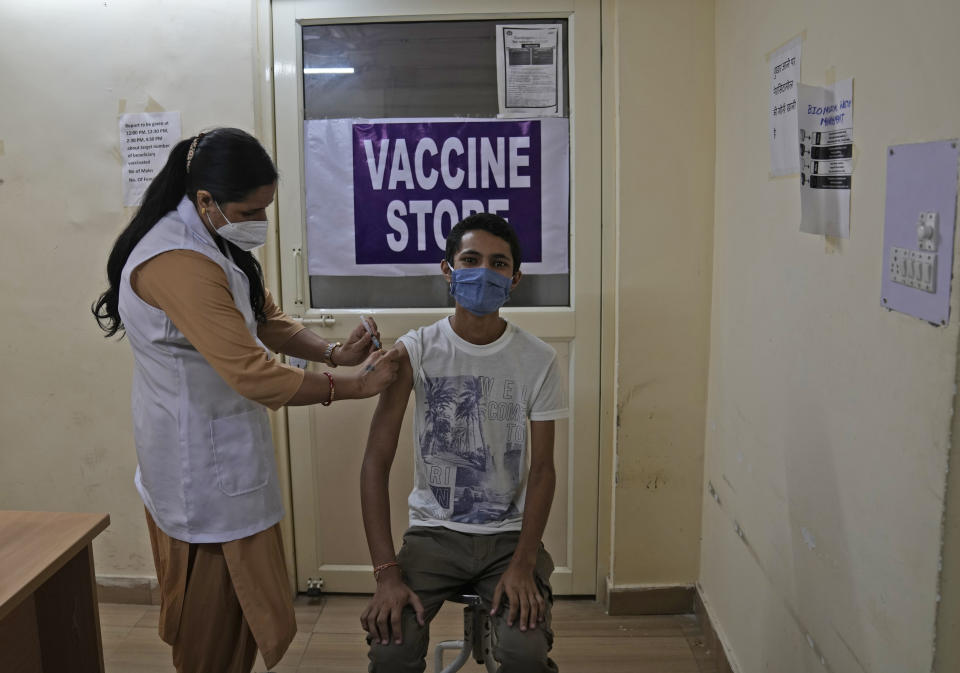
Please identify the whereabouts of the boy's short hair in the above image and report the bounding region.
[444,213,522,273]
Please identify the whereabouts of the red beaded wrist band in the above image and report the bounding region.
[320,371,335,406]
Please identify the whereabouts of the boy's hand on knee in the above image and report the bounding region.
[360,573,425,646]
[491,562,546,632]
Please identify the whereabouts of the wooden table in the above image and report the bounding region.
[0,511,110,673]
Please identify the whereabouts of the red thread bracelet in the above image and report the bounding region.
[320,371,335,406]
[373,561,399,580]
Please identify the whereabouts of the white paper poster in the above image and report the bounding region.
[768,36,802,177]
[303,117,569,277]
[496,25,563,118]
[799,78,854,237]
[119,111,181,206]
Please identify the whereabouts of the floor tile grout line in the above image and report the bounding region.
[291,631,312,668]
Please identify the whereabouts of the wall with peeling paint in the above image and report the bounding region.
[702,1,960,672]
[607,0,715,587]
[0,0,259,579]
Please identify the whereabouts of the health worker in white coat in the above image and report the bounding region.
[93,127,400,673]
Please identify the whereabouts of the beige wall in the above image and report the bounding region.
[0,0,260,579]
[605,0,715,587]
[935,367,960,672]
[703,1,960,672]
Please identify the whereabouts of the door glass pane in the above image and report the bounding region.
[301,20,570,309]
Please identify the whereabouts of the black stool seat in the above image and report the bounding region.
[447,590,482,606]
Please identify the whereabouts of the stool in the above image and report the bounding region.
[433,591,497,673]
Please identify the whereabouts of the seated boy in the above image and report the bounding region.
[360,213,567,673]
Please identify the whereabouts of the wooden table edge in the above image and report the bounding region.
[0,511,111,622]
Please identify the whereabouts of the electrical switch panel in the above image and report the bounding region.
[890,247,936,293]
[880,140,958,325]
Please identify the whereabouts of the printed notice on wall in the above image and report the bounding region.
[798,78,853,237]
[496,24,563,118]
[768,36,802,177]
[119,111,181,206]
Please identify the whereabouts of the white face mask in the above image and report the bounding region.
[209,201,269,251]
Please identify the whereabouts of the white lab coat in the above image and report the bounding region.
[118,197,283,543]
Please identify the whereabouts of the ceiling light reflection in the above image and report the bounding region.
[303,67,355,75]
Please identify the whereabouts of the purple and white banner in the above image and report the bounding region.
[305,118,569,276]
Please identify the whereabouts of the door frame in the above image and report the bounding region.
[257,0,613,597]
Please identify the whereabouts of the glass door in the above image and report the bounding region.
[272,0,600,594]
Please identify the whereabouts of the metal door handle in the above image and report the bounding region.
[293,247,304,305]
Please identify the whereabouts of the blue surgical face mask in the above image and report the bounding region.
[449,267,513,316]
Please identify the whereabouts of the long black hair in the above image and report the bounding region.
[93,128,278,337]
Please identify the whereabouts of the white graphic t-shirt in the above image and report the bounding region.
[398,318,568,534]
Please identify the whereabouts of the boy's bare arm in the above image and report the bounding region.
[360,343,411,566]
[359,343,424,644]
[491,419,556,632]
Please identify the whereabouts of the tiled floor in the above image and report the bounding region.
[98,595,718,672]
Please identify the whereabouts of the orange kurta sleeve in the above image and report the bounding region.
[131,250,305,410]
[257,288,306,353]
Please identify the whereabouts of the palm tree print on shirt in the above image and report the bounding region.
[420,374,523,524]
[421,374,491,471]
[421,376,458,458]
[453,376,489,471]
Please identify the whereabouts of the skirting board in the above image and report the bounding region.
[605,581,736,673]
[694,586,737,673]
[96,576,160,605]
[606,582,695,615]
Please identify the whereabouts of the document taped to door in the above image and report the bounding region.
[304,118,569,276]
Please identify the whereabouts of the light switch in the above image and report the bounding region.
[891,246,936,293]
[918,211,939,252]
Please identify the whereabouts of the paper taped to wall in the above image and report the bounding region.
[798,79,854,237]
[768,36,802,177]
[119,111,181,207]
